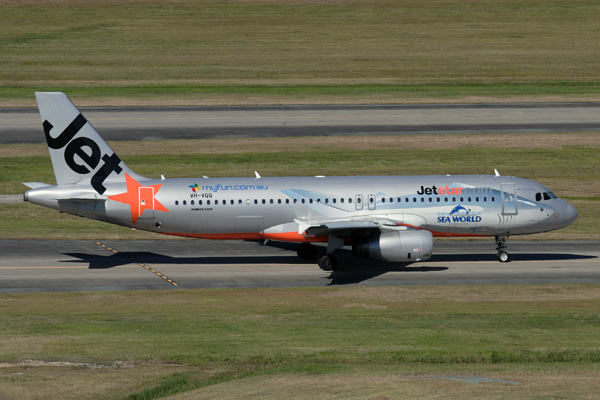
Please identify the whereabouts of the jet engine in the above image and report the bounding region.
[352,230,433,262]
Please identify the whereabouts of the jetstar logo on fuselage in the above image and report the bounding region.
[417,185,464,195]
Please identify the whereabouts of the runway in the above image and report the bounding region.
[1,240,598,293]
[2,103,600,143]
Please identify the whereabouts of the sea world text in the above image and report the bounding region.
[437,215,482,223]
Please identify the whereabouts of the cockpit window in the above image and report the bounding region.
[537,191,558,201]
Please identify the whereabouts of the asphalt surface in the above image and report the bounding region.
[1,240,598,293]
[2,103,600,143]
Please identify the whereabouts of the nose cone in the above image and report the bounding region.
[565,202,578,226]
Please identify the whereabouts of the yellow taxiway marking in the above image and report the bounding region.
[96,242,178,286]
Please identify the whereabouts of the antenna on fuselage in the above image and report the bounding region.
[494,169,500,177]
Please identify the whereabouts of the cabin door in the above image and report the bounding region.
[501,184,518,215]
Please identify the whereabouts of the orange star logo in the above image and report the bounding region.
[108,173,169,224]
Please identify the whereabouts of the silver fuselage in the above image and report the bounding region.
[26,174,577,242]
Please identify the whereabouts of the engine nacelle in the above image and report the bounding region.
[352,230,433,262]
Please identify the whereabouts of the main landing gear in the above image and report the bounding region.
[495,235,510,262]
[317,254,338,271]
[297,243,318,261]
[297,235,343,271]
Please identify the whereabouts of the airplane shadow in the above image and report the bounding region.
[61,241,597,286]
[429,253,597,262]
[325,264,448,285]
[63,252,306,269]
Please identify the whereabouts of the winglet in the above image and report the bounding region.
[255,171,261,179]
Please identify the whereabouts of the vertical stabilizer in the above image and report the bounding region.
[35,92,145,194]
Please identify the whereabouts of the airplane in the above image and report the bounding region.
[23,92,578,270]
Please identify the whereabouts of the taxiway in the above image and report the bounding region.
[1,240,598,293]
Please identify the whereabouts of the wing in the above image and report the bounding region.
[261,214,427,241]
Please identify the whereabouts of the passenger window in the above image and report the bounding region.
[436,198,440,202]
[285,199,289,204]
[207,200,210,205]
[468,197,471,202]
[278,199,281,204]
[460,197,464,202]
[317,198,321,203]
[191,200,194,205]
[309,199,313,204]
[405,198,409,203]
[325,198,329,204]
[175,200,179,205]
[369,197,373,203]
[398,198,402,202]
[357,198,361,204]
[413,198,417,202]
[262,199,266,204]
[382,198,386,203]
[254,199,258,204]
[340,198,344,203]
[302,199,305,204]
[452,197,456,202]
[491,197,495,202]
[183,200,187,205]
[199,200,202,205]
[483,197,487,202]
[231,200,234,205]
[421,198,425,202]
[390,198,393,203]
[349,198,352,203]
[333,198,336,204]
[215,200,218,205]
[293,199,297,203]
[476,197,479,202]
[536,193,542,201]
[428,198,432,202]
[270,199,274,204]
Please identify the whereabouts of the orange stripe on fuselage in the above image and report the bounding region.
[165,231,330,242]
[164,231,329,242]
[261,232,329,243]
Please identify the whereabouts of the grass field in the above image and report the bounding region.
[2,285,600,399]
[1,132,598,240]
[2,0,600,106]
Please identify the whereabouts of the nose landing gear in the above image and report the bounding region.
[495,236,510,262]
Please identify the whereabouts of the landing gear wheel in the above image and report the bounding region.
[494,236,510,263]
[497,250,510,263]
[317,254,338,271]
[297,243,317,260]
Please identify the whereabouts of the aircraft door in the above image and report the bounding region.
[368,194,376,210]
[501,184,518,215]
[355,194,363,210]
[139,187,155,219]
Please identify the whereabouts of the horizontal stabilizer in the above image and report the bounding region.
[23,182,51,189]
